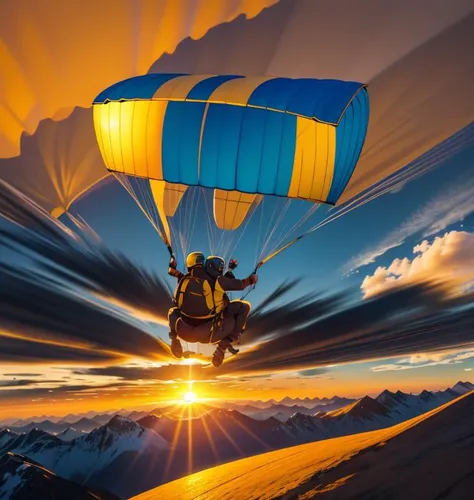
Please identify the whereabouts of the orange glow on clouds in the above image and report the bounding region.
[0,0,277,158]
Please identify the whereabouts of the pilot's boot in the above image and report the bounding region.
[212,345,226,367]
[227,345,239,355]
[169,332,183,359]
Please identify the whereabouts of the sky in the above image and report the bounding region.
[1,0,474,421]
[1,135,473,421]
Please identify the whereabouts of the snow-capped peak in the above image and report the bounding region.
[325,396,389,420]
[286,412,319,431]
[56,427,85,442]
[451,381,474,394]
[419,390,435,401]
[106,415,141,433]
[376,389,396,404]
[0,429,18,449]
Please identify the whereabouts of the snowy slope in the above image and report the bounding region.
[2,429,62,457]
[0,452,118,499]
[0,429,18,449]
[3,416,169,485]
[133,392,474,500]
[139,408,289,453]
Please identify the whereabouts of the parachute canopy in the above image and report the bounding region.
[93,74,369,232]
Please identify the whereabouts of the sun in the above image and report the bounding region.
[183,391,197,404]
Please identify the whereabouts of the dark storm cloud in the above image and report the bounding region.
[222,284,474,375]
[2,373,42,377]
[0,179,172,323]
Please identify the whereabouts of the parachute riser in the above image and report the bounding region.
[240,263,261,300]
[167,244,176,260]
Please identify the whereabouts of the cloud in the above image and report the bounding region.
[346,177,474,272]
[0,331,121,364]
[0,180,178,364]
[214,281,474,377]
[0,382,140,401]
[0,179,172,325]
[371,348,474,372]
[0,263,172,362]
[71,282,474,381]
[297,368,328,377]
[361,230,474,298]
[0,379,40,387]
[2,179,474,380]
[75,364,212,382]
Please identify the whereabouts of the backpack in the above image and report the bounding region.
[174,273,217,320]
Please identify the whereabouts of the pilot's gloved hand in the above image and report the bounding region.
[229,258,238,270]
[249,273,258,285]
[169,257,177,269]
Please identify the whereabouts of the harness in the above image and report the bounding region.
[173,269,225,342]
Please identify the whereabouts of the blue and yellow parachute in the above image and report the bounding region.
[93,73,369,260]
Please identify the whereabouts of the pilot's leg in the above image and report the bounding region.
[211,300,251,367]
[168,307,183,358]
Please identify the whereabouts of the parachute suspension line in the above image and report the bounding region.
[258,198,281,259]
[264,198,292,252]
[256,199,280,261]
[221,193,261,262]
[311,126,474,233]
[255,123,474,271]
[174,186,191,263]
[173,186,184,264]
[254,195,266,266]
[263,199,300,252]
[261,198,303,258]
[325,122,474,228]
[182,187,194,255]
[271,201,320,253]
[201,187,216,255]
[184,187,201,258]
[220,194,238,259]
[113,173,175,258]
[169,224,182,264]
[114,173,162,236]
[270,200,307,251]
[259,197,292,261]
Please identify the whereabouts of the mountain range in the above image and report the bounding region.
[0,381,472,498]
[0,396,353,429]
[134,390,474,500]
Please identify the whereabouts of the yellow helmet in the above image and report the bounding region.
[186,252,205,269]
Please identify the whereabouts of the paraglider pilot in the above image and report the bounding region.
[168,252,258,367]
